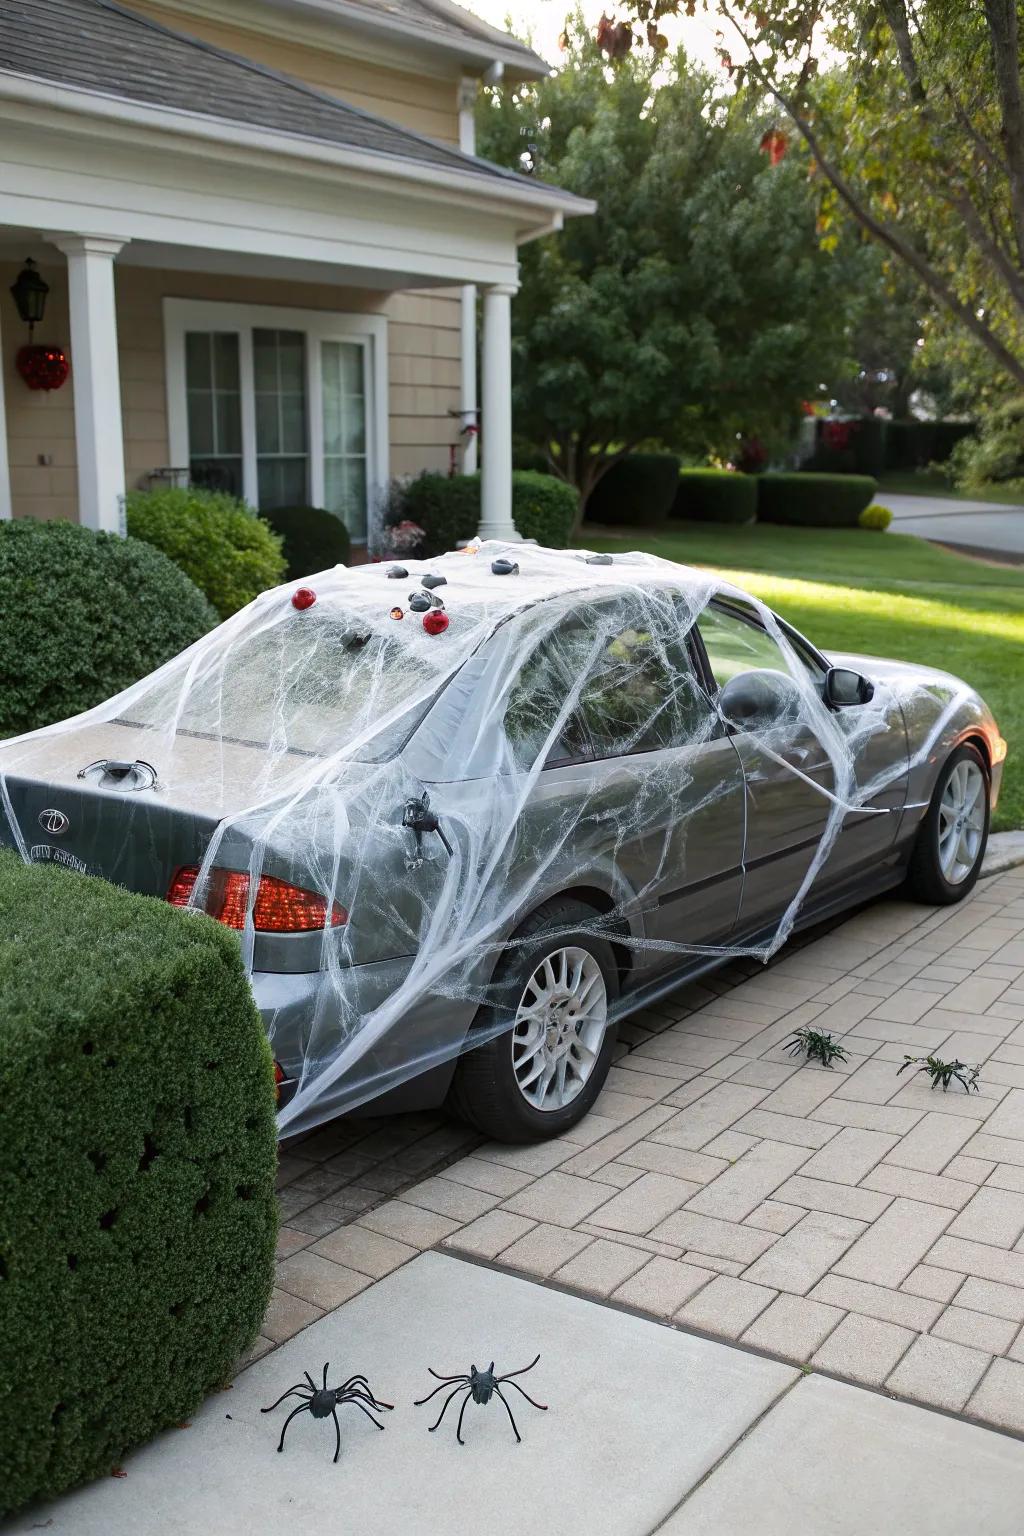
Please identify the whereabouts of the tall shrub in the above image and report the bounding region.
[0,521,216,740]
[126,488,286,618]
[585,454,681,527]
[0,853,278,1514]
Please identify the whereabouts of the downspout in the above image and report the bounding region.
[457,63,503,476]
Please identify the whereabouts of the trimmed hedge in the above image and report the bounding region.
[758,473,878,527]
[510,471,577,546]
[0,851,278,1515]
[126,487,286,619]
[0,520,217,740]
[259,504,351,580]
[585,453,681,527]
[391,470,577,555]
[673,469,757,525]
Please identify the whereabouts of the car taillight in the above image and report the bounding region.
[168,865,347,932]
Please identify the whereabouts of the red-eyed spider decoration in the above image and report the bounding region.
[415,1354,547,1444]
[261,1362,393,1462]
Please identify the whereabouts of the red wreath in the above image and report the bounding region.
[16,344,69,392]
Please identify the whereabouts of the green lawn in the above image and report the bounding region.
[579,521,1024,831]
[877,469,1024,506]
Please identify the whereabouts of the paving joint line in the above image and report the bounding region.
[429,1245,1024,1450]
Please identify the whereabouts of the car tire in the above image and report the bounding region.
[447,897,620,1144]
[905,743,990,905]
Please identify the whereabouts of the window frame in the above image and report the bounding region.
[690,597,829,703]
[164,299,388,541]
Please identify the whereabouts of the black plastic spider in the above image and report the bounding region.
[261,1362,393,1463]
[415,1354,547,1444]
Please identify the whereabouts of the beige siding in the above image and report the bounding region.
[2,260,464,522]
[120,1,462,144]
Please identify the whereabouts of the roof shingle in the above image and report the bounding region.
[0,0,543,188]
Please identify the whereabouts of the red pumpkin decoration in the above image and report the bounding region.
[16,344,69,392]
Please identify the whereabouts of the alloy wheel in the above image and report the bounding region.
[937,758,986,885]
[510,946,609,1112]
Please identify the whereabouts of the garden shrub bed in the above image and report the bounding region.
[0,852,278,1516]
[0,520,216,740]
[673,469,757,524]
[126,487,286,618]
[758,472,878,527]
[391,470,576,555]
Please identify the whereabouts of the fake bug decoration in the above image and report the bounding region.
[897,1055,981,1093]
[785,1027,848,1069]
[415,1354,547,1444]
[491,558,519,576]
[421,573,447,590]
[387,565,408,579]
[261,1363,393,1463]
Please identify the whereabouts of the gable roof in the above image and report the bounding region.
[0,0,560,197]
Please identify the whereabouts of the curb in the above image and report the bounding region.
[981,829,1024,878]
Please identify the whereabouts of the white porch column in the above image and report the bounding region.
[458,77,479,475]
[54,236,128,533]
[0,298,11,520]
[459,284,478,475]
[478,282,518,543]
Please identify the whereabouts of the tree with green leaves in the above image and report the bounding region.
[478,25,863,523]
[600,1,1024,392]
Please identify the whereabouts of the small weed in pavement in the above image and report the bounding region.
[785,1028,848,1069]
[897,1055,981,1093]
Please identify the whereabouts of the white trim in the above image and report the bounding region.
[164,298,388,540]
[0,74,592,224]
[55,235,128,534]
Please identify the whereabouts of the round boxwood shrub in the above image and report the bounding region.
[0,520,217,740]
[757,473,878,527]
[585,453,681,527]
[126,488,286,619]
[511,471,577,546]
[258,504,351,580]
[859,503,893,532]
[0,850,278,1515]
[673,469,757,525]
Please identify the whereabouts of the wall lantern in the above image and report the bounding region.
[10,258,49,335]
[10,258,68,392]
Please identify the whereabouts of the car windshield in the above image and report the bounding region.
[118,611,454,760]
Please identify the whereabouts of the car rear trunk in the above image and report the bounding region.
[0,717,299,898]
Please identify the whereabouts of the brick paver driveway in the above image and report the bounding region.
[270,866,1024,1438]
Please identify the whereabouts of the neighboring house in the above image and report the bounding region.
[0,0,590,553]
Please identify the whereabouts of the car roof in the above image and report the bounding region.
[287,540,714,634]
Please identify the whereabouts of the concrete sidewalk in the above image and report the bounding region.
[12,1252,1024,1536]
[885,492,1024,561]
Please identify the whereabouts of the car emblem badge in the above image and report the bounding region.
[39,808,70,835]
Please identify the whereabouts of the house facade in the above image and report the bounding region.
[0,0,590,552]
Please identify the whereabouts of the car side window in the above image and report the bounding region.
[696,602,822,691]
[505,596,713,768]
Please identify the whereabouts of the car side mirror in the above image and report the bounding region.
[824,667,874,708]
[718,668,803,730]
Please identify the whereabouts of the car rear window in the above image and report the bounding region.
[118,613,456,760]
